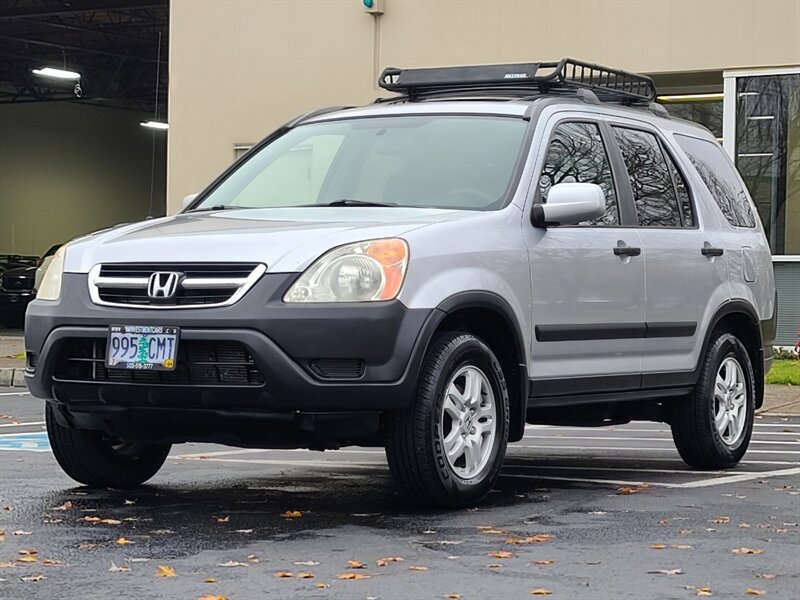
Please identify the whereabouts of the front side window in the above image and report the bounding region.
[675,134,757,228]
[612,127,682,227]
[193,115,528,212]
[538,122,619,225]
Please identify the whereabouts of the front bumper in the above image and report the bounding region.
[25,272,440,434]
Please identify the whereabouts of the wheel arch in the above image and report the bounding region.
[703,300,764,409]
[431,291,529,442]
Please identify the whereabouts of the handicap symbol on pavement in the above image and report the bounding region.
[0,432,51,452]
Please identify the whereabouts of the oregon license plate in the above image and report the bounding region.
[106,325,179,371]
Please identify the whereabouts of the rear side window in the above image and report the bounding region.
[612,127,682,227]
[674,134,757,228]
[539,122,619,226]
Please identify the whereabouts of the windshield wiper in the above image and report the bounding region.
[321,199,398,207]
[187,205,246,213]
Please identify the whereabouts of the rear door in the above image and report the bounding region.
[524,115,645,395]
[608,123,729,383]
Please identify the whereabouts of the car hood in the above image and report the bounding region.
[65,207,480,273]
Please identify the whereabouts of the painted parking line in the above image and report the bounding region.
[516,444,800,455]
[521,435,799,445]
[0,391,31,396]
[0,431,50,452]
[0,421,45,428]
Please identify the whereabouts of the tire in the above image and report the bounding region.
[46,404,171,488]
[670,332,756,469]
[385,332,509,507]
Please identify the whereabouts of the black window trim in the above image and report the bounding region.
[604,120,700,231]
[531,116,637,229]
[673,132,758,230]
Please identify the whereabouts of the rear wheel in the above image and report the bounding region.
[46,404,171,488]
[670,332,755,469]
[385,332,509,507]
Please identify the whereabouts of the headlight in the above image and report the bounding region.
[284,238,409,303]
[36,245,67,301]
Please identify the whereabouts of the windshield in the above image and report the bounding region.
[192,115,528,212]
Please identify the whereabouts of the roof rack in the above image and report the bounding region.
[378,58,657,106]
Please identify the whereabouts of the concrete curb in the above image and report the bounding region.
[0,368,26,388]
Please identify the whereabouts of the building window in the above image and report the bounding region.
[660,94,724,141]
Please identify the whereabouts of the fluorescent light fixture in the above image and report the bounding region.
[140,120,169,130]
[657,92,724,102]
[32,67,81,80]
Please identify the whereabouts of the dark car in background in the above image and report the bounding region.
[0,246,61,328]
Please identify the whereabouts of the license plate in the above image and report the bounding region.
[106,325,179,371]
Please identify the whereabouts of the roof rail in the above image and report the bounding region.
[378,58,657,106]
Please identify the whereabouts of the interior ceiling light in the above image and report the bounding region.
[140,120,169,130]
[657,92,724,102]
[32,67,81,80]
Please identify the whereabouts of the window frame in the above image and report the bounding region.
[605,120,700,230]
[532,116,635,228]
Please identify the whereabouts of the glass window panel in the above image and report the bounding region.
[675,134,757,228]
[735,74,800,254]
[612,127,682,227]
[538,122,619,226]
[666,152,694,227]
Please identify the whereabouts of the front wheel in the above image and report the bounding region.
[670,332,756,469]
[46,404,171,488]
[385,332,509,507]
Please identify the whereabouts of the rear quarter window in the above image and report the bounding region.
[674,134,757,228]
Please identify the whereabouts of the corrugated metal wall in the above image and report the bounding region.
[775,262,800,346]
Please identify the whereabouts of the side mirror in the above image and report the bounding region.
[181,193,199,211]
[531,183,606,228]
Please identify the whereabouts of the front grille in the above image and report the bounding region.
[2,275,34,291]
[54,338,266,386]
[89,263,265,309]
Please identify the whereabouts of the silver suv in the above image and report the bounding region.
[25,59,777,507]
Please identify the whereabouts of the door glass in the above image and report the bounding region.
[539,122,619,225]
[612,127,682,227]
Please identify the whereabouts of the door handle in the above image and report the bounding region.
[613,243,641,257]
[701,244,724,257]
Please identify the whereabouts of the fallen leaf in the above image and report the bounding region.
[448,595,462,599]
[696,586,713,596]
[52,502,73,511]
[316,582,329,588]
[648,568,684,575]
[481,529,507,535]
[617,486,638,495]
[42,559,63,566]
[659,519,670,525]
[739,522,751,528]
[745,590,765,597]
[99,519,121,525]
[281,510,302,519]
[756,573,776,580]
[215,516,230,523]
[109,562,130,573]
[116,537,134,546]
[217,561,248,568]
[487,563,502,568]
[408,565,429,571]
[0,530,4,542]
[0,562,15,568]
[532,560,555,565]
[12,530,32,536]
[376,556,403,564]
[531,589,552,596]
[297,571,314,578]
[489,551,513,559]
[124,500,136,505]
[711,516,730,524]
[155,565,177,578]
[347,560,365,569]
[16,556,38,563]
[507,535,552,545]
[273,571,293,578]
[337,572,370,580]
[294,561,320,566]
[21,575,44,582]
[198,596,228,600]
[18,549,37,556]
[651,544,667,550]
[732,548,764,555]
[204,578,217,583]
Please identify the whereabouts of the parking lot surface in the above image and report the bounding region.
[1,387,798,599]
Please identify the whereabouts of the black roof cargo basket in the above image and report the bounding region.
[378,58,657,105]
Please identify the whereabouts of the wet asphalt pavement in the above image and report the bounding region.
[1,387,799,600]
